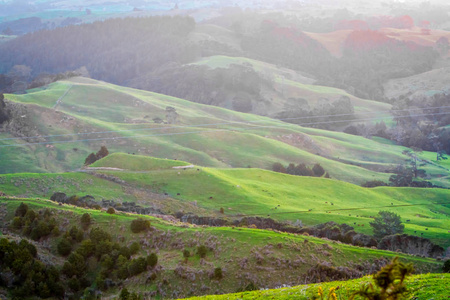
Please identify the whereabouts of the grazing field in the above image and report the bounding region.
[4,77,447,188]
[1,154,449,247]
[0,198,444,299]
[183,273,450,300]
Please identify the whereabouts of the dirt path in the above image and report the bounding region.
[53,84,72,110]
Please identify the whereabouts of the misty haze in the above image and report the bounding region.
[0,0,449,299]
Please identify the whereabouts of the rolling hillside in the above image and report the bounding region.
[305,27,450,57]
[191,55,392,122]
[4,77,447,187]
[1,154,449,248]
[0,197,445,299]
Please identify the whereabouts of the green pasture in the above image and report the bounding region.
[183,273,450,300]
[4,78,444,187]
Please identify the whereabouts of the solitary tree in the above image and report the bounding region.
[370,211,404,240]
[96,146,109,160]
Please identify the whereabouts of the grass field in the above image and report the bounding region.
[3,77,447,188]
[183,273,450,300]
[0,198,444,299]
[1,154,449,247]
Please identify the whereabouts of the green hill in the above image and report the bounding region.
[1,154,449,247]
[0,198,444,299]
[183,273,450,300]
[192,55,392,123]
[2,77,448,187]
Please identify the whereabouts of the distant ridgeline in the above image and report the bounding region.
[0,16,196,88]
[0,15,439,102]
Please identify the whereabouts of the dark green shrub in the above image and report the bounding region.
[130,218,150,233]
[350,257,414,299]
[147,253,158,268]
[129,242,140,255]
[107,207,115,214]
[57,238,72,256]
[443,260,450,273]
[213,267,223,280]
[15,202,28,217]
[76,239,95,258]
[89,227,111,243]
[69,226,84,242]
[119,288,130,300]
[183,249,190,261]
[128,257,147,276]
[11,217,23,229]
[80,213,91,229]
[197,245,208,258]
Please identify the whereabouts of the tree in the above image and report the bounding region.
[0,93,8,124]
[443,260,450,273]
[370,211,404,240]
[15,202,28,217]
[84,153,97,166]
[402,149,423,178]
[272,162,286,173]
[96,146,109,160]
[130,218,150,233]
[147,253,158,268]
[80,213,91,229]
[57,238,72,256]
[312,163,325,177]
[119,288,130,300]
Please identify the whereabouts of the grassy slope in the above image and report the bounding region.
[3,77,448,187]
[192,55,392,123]
[1,154,449,247]
[0,198,444,299]
[183,273,450,300]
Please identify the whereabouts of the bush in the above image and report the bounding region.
[183,249,190,260]
[130,218,150,233]
[197,245,208,258]
[106,207,115,214]
[213,267,223,280]
[57,238,72,256]
[443,260,450,273]
[129,242,140,255]
[15,202,28,217]
[312,163,325,177]
[80,213,91,229]
[147,253,158,268]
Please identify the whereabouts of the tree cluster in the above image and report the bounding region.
[132,63,273,113]
[11,203,59,241]
[84,146,109,166]
[6,203,159,298]
[272,162,329,178]
[0,238,65,298]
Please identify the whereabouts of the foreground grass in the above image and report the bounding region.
[182,273,450,300]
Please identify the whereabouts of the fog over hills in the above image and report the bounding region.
[0,1,449,299]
